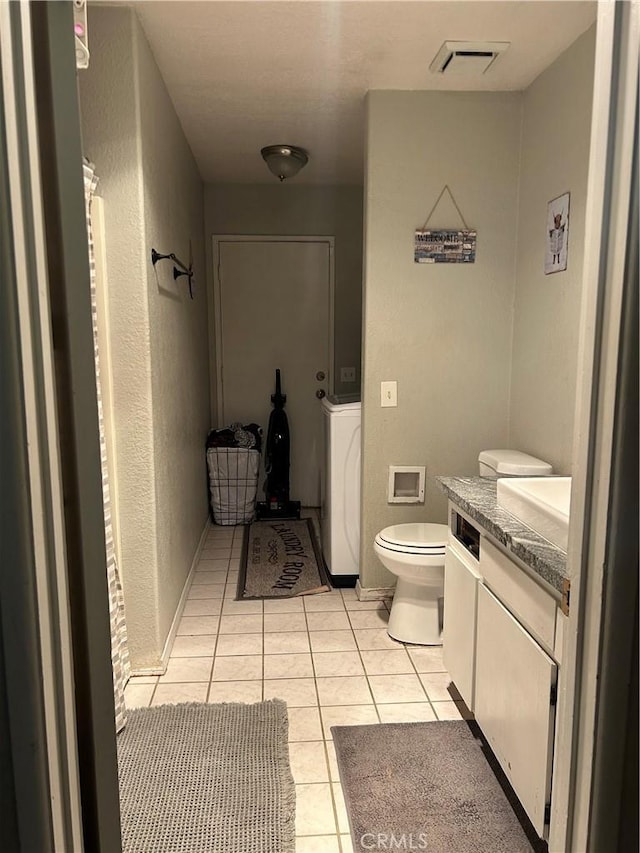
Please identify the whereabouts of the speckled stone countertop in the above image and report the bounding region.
[437,476,568,594]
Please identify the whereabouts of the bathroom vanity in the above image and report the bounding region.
[437,476,570,842]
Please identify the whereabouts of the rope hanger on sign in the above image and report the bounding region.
[420,184,470,231]
[414,185,476,264]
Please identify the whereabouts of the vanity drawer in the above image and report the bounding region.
[479,537,557,653]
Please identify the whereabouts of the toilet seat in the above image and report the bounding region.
[373,522,449,645]
[375,523,448,556]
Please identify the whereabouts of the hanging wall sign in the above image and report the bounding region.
[414,229,477,264]
[415,184,476,264]
[544,192,570,274]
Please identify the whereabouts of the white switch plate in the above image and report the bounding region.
[381,380,397,407]
[340,366,356,383]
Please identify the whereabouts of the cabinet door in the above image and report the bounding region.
[443,543,481,710]
[475,584,557,838]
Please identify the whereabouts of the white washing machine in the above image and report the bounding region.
[320,395,361,584]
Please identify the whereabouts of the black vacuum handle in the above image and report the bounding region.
[271,369,286,406]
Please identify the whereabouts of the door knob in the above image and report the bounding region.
[316,371,326,381]
[316,389,326,399]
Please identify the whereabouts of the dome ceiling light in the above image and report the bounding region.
[261,145,309,182]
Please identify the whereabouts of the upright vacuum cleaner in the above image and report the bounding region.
[256,369,301,520]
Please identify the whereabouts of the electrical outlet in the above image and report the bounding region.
[381,380,397,407]
[340,366,356,383]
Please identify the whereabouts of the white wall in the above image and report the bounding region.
[509,27,596,472]
[361,92,522,588]
[79,6,210,669]
[204,183,363,415]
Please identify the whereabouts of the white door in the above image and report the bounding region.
[215,238,332,507]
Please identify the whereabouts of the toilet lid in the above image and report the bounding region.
[376,523,449,554]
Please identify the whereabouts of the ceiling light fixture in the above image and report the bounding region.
[261,145,309,182]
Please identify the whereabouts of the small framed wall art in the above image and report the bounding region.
[545,192,570,274]
[415,184,476,264]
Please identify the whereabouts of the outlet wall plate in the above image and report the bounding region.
[340,366,356,383]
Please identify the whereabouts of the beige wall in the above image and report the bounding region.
[204,183,363,416]
[509,27,596,472]
[361,91,522,588]
[79,6,210,669]
[360,31,596,589]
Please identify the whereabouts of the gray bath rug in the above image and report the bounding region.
[117,700,295,853]
[332,721,543,853]
[237,518,330,599]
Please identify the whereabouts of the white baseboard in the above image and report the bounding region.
[129,665,165,677]
[131,517,210,677]
[159,517,210,670]
[356,580,395,601]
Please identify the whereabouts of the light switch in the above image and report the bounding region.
[381,380,397,407]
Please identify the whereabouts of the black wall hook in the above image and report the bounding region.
[151,247,194,299]
[174,266,194,299]
[151,248,173,265]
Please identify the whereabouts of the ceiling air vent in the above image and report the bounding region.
[430,41,510,75]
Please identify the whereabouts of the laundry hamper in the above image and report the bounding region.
[207,447,260,525]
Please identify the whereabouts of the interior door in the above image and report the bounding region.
[216,239,331,507]
[475,584,557,838]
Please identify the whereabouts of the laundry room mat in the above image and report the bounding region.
[117,699,295,853]
[237,518,331,599]
[332,720,545,853]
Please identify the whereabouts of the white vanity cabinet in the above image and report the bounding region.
[444,506,563,840]
[475,583,557,837]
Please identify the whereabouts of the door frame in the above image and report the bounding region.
[2,2,122,850]
[548,3,638,850]
[210,235,335,426]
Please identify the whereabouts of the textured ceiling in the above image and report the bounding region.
[131,0,596,185]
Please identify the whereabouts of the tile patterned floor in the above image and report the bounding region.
[124,517,471,853]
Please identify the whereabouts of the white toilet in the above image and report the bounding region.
[374,449,553,645]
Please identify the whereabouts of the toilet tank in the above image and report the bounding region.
[478,449,553,478]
